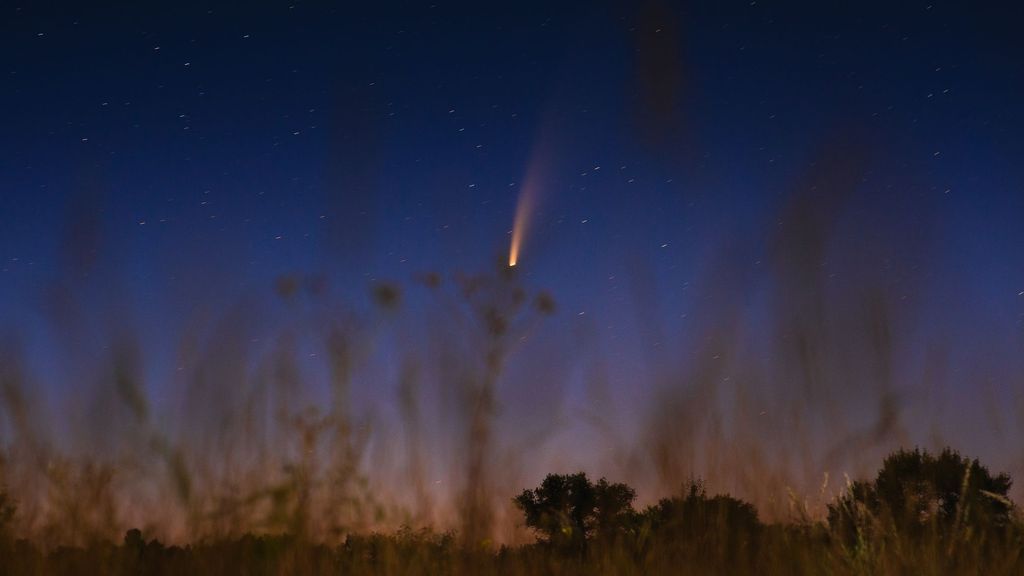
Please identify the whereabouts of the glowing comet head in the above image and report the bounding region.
[508,221,522,267]
[508,182,533,268]
[508,136,548,268]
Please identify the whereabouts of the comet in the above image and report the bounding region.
[508,142,547,267]
[508,186,532,267]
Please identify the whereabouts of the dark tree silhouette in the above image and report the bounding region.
[123,528,144,551]
[639,480,761,566]
[513,472,636,550]
[0,489,14,539]
[828,447,1014,544]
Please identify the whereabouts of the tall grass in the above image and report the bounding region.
[3,135,1024,573]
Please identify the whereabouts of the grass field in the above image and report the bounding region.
[2,269,1023,575]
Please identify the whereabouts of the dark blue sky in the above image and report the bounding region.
[3,0,1024,511]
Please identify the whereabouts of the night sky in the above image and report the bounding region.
[3,1,1024,528]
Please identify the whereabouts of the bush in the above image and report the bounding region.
[513,472,636,551]
[638,480,762,569]
[828,447,1014,545]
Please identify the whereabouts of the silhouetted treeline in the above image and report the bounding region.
[0,447,1022,575]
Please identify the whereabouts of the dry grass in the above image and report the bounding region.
[3,150,1024,573]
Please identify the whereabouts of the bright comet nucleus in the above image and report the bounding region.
[508,135,549,268]
[508,183,532,267]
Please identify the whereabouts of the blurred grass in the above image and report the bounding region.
[0,514,1021,575]
[1,230,1023,574]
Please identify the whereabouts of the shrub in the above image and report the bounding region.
[513,472,636,551]
[639,480,762,568]
[829,448,1013,541]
